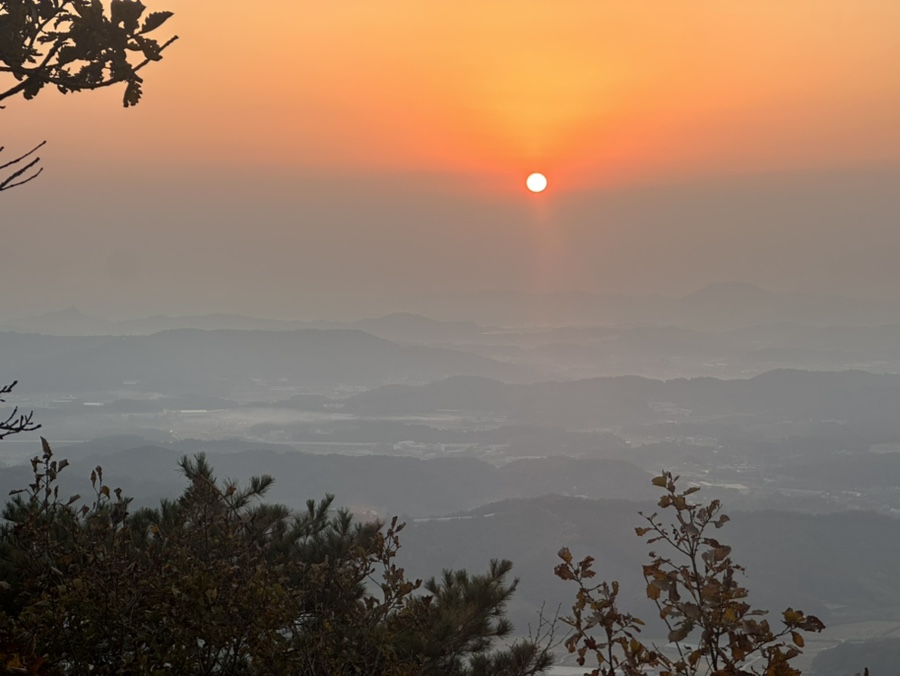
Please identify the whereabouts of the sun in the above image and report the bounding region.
[526,172,547,193]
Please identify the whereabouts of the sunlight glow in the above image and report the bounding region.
[526,172,548,193]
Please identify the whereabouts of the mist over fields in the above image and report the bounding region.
[5,282,900,672]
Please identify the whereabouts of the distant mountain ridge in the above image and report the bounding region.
[12,305,900,383]
[343,368,900,427]
[0,328,535,394]
[0,437,655,517]
[0,308,492,342]
[9,283,900,335]
[410,282,900,329]
[402,494,900,631]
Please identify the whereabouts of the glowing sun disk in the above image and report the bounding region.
[526,172,547,193]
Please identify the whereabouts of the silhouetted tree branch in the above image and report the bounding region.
[1,0,176,192]
[0,380,39,440]
[0,141,44,191]
[0,0,177,107]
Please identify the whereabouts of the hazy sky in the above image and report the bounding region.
[3,1,900,319]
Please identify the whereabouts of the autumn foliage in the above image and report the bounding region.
[555,471,826,676]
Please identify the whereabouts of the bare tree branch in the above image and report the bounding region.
[0,141,45,191]
[0,380,41,440]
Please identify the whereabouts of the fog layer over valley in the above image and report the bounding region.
[5,286,900,672]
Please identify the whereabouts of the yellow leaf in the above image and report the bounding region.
[783,608,803,624]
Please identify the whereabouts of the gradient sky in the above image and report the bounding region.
[3,1,900,319]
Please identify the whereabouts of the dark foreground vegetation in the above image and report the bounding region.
[0,453,847,675]
[0,439,554,674]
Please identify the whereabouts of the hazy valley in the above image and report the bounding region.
[4,284,900,672]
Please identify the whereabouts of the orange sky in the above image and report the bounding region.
[7,0,900,192]
[4,1,900,318]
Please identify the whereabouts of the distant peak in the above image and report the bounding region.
[686,282,771,299]
[361,312,440,324]
[51,306,89,318]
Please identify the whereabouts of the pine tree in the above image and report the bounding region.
[0,440,553,675]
